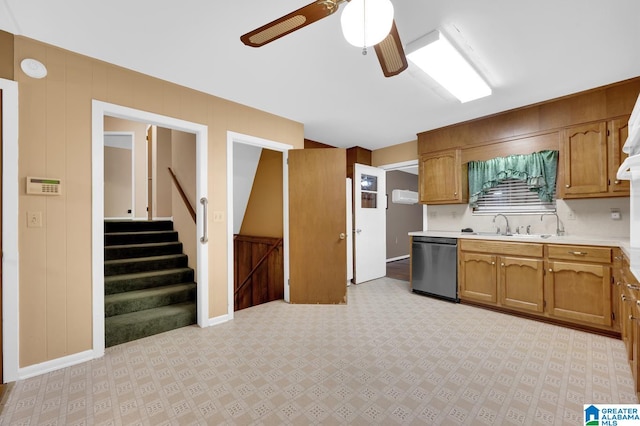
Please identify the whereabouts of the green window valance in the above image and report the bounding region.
[468,150,559,207]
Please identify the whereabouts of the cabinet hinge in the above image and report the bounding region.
[543,300,546,308]
[612,312,616,321]
[611,276,615,284]
[607,129,610,136]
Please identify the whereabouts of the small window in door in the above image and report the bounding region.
[360,174,378,208]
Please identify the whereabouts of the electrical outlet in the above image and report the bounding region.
[27,211,43,228]
[611,208,622,220]
[213,211,224,222]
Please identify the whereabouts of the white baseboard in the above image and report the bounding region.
[18,349,97,380]
[207,313,231,327]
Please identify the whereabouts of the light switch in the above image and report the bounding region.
[27,211,43,228]
[213,211,224,222]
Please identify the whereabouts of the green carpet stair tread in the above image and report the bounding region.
[105,283,196,317]
[105,230,178,246]
[104,302,196,347]
[104,241,183,260]
[104,254,188,276]
[105,268,194,294]
[104,220,173,233]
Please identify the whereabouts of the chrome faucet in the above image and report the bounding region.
[540,212,565,236]
[492,214,510,235]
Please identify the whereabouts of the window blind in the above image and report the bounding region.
[473,178,556,215]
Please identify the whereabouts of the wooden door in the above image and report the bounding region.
[561,122,608,196]
[547,260,612,326]
[609,116,630,194]
[459,252,497,303]
[498,256,544,313]
[289,148,347,304]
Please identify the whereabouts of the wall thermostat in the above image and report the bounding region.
[26,176,62,195]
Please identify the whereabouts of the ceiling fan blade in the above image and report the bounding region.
[241,1,341,47]
[374,21,408,78]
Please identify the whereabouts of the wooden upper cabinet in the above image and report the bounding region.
[419,149,468,204]
[560,117,631,198]
[609,116,630,194]
[561,121,608,197]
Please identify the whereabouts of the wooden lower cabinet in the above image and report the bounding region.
[459,239,616,332]
[500,256,545,313]
[459,252,497,303]
[458,240,544,313]
[546,260,612,327]
[620,255,640,395]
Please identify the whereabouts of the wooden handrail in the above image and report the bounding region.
[168,167,196,223]
[235,238,283,298]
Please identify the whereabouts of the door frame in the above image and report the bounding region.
[379,159,427,231]
[226,131,293,313]
[92,100,209,357]
[1,79,18,382]
[103,131,135,219]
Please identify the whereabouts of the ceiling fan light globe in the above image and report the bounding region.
[341,0,394,48]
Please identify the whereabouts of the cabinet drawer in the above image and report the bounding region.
[459,239,543,257]
[547,244,612,263]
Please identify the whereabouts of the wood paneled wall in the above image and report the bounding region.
[418,77,640,161]
[234,235,284,311]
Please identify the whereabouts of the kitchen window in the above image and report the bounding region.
[468,150,558,215]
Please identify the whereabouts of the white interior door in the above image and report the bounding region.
[354,163,386,284]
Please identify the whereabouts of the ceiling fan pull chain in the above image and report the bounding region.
[362,0,368,55]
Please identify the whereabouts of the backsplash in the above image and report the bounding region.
[425,197,631,239]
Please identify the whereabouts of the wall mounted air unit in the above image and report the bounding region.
[391,189,418,204]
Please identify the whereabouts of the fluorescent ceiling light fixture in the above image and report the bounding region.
[406,30,491,103]
[341,0,394,48]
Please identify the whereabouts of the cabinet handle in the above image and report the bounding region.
[568,251,588,256]
[565,184,570,188]
[548,268,553,272]
[615,180,620,185]
[630,315,637,321]
[627,283,640,291]
[636,300,640,307]
[500,262,505,267]
[622,294,627,301]
[491,261,495,265]
[454,192,458,196]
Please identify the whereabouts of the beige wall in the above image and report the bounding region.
[14,35,304,367]
[371,140,418,166]
[155,127,173,218]
[104,117,148,218]
[103,146,132,217]
[171,130,197,272]
[239,149,283,238]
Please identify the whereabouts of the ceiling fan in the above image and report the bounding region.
[240,0,408,78]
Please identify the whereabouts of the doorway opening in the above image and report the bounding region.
[92,101,209,356]
[226,132,292,316]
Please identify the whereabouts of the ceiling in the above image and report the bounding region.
[2,0,639,151]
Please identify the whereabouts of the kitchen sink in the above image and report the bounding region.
[465,231,554,239]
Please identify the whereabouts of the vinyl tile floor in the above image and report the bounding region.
[1,278,637,425]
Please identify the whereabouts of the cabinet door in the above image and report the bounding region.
[459,252,497,303]
[561,122,608,196]
[498,256,544,313]
[547,260,612,326]
[419,150,464,204]
[609,116,630,194]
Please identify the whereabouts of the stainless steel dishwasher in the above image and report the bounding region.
[411,236,458,302]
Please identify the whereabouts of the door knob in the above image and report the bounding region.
[339,233,346,240]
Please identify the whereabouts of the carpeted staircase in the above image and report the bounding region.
[104,220,197,347]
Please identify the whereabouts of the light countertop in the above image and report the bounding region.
[408,230,640,281]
